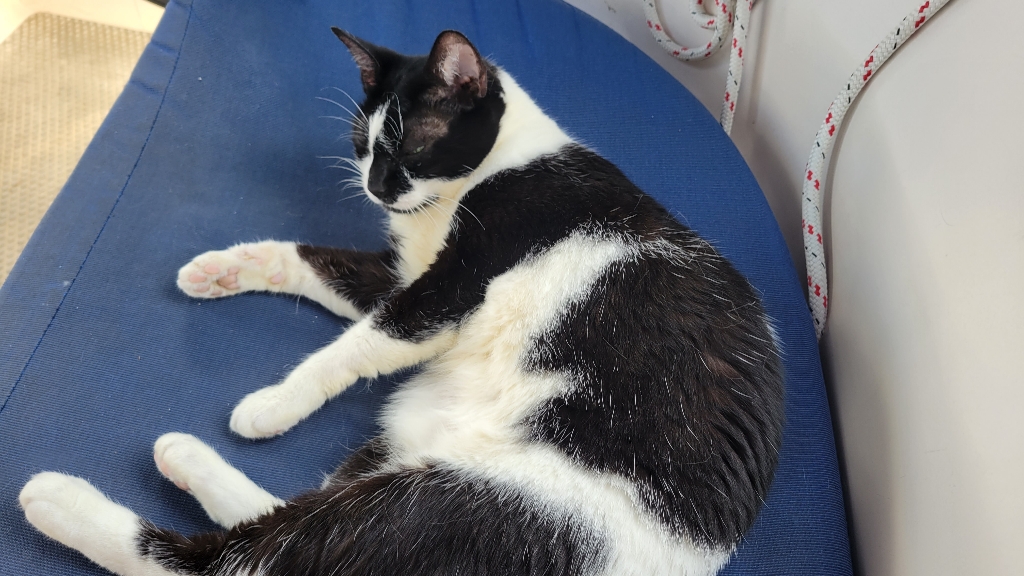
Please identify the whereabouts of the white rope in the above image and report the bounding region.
[644,0,955,339]
[802,0,953,339]
[642,0,755,135]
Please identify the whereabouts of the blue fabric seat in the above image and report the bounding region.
[0,0,852,574]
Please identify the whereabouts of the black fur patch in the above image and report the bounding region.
[295,245,398,314]
[138,464,605,576]
[526,242,783,548]
[369,144,783,548]
[138,521,226,575]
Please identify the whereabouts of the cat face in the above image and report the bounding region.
[333,29,505,212]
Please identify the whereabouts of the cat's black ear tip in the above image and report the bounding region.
[332,27,363,46]
[438,29,468,39]
[435,30,473,46]
[332,28,366,51]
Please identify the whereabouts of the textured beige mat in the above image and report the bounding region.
[0,13,150,285]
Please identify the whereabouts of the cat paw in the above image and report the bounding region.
[21,473,104,540]
[176,241,295,299]
[153,433,219,493]
[20,473,134,550]
[230,385,318,439]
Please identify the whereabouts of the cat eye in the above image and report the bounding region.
[411,145,425,155]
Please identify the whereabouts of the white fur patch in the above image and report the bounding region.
[465,70,574,190]
[365,104,388,152]
[153,433,283,528]
[387,181,437,213]
[387,190,463,286]
[382,233,729,576]
[383,234,628,467]
[20,473,174,576]
[361,106,388,205]
[475,447,730,576]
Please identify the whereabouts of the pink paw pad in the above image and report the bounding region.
[270,272,285,285]
[193,283,211,293]
[203,263,221,274]
[216,274,238,289]
[155,456,190,492]
[188,273,206,283]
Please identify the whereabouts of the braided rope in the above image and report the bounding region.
[642,0,754,135]
[803,0,953,338]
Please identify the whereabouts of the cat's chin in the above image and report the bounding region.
[360,190,428,213]
[382,202,430,215]
[380,187,443,214]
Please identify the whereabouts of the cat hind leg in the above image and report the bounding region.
[153,433,284,528]
[20,472,178,576]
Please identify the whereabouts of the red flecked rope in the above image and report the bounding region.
[642,0,754,135]
[802,0,953,338]
[645,0,955,339]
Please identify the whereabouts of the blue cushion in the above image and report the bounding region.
[0,0,852,574]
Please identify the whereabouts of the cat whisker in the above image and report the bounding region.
[395,98,404,135]
[419,202,440,229]
[338,190,367,202]
[326,165,363,177]
[384,113,402,140]
[319,115,361,129]
[315,96,367,130]
[329,87,369,123]
[319,156,363,167]
[455,202,485,231]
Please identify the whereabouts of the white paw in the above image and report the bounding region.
[229,384,324,439]
[21,473,106,543]
[176,241,294,299]
[20,473,137,551]
[21,473,153,574]
[153,433,220,493]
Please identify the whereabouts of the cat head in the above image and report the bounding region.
[332,28,505,213]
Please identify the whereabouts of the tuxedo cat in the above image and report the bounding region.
[20,28,783,576]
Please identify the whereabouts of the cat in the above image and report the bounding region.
[20,28,783,576]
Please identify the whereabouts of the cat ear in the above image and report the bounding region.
[426,30,487,100]
[332,28,381,92]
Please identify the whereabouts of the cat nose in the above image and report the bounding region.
[367,158,393,201]
[367,171,387,198]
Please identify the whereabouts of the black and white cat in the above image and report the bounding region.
[20,29,783,576]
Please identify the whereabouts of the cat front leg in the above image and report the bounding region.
[153,433,284,527]
[20,473,176,576]
[177,241,396,320]
[230,316,455,438]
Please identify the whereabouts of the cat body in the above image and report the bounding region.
[20,30,783,576]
